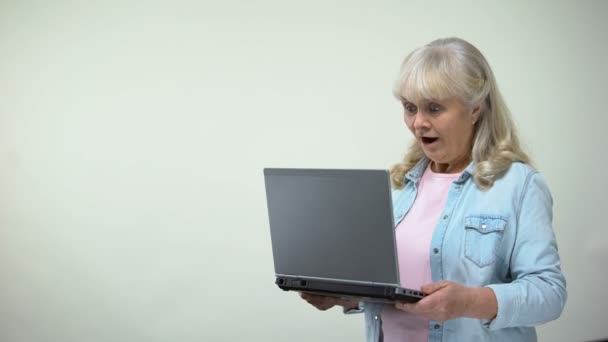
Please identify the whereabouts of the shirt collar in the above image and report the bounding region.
[404,157,474,185]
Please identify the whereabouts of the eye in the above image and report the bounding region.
[428,103,442,113]
[403,102,417,115]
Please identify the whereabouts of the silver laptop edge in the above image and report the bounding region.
[275,273,398,288]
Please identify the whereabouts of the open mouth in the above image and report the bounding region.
[421,137,439,145]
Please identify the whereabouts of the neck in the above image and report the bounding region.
[430,157,471,174]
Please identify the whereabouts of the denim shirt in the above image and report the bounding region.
[348,158,567,342]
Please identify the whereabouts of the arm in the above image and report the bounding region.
[395,281,497,322]
[466,287,498,320]
[484,172,567,329]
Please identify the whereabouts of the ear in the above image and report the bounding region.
[471,104,482,125]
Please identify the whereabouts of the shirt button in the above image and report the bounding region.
[433,248,439,254]
[443,215,448,220]
[434,324,441,330]
[482,224,487,230]
[374,315,379,320]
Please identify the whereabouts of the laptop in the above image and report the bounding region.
[263,168,425,304]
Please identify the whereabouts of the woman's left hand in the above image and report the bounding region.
[395,280,474,322]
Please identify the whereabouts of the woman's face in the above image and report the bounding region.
[402,96,480,172]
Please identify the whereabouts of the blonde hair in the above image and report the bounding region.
[390,37,531,190]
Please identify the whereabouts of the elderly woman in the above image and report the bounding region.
[300,37,567,342]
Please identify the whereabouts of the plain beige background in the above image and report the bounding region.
[1,1,606,341]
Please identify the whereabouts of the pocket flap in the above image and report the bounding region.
[464,216,507,233]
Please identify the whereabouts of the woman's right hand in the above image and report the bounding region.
[299,292,359,311]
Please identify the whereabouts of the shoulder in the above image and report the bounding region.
[467,162,541,200]
[500,161,536,180]
[493,162,544,190]
[487,162,552,206]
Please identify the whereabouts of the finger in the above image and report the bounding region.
[321,297,335,307]
[421,281,450,294]
[300,292,321,300]
[395,302,416,312]
[315,299,335,311]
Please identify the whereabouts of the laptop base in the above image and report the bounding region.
[276,276,425,304]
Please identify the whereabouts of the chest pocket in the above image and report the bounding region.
[464,216,507,268]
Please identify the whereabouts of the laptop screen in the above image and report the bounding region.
[264,168,400,285]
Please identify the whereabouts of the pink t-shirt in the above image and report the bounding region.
[381,165,461,342]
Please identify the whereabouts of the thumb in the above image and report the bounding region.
[421,281,449,295]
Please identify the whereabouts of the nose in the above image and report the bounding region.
[412,112,430,132]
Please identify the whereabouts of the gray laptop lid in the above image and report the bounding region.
[263,168,400,286]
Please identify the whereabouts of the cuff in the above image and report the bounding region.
[482,284,520,330]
